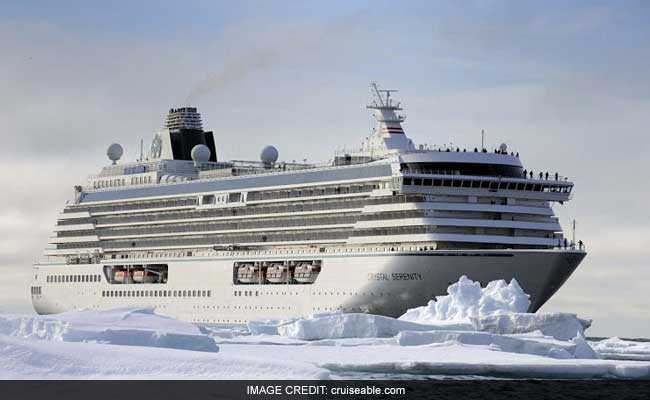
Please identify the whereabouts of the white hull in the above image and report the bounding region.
[32,249,585,323]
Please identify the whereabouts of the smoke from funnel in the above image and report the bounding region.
[184,13,364,105]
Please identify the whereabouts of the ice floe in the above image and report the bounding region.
[470,312,592,341]
[277,311,467,341]
[395,330,596,359]
[0,335,328,379]
[590,337,650,361]
[226,342,649,379]
[0,307,218,352]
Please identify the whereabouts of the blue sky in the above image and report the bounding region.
[1,1,649,337]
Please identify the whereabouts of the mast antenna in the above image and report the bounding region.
[572,219,576,246]
[481,129,485,151]
[370,82,399,108]
[139,138,144,161]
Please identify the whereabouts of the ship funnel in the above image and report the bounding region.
[165,107,203,131]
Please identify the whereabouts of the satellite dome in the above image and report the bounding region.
[260,145,279,168]
[499,143,508,153]
[107,143,123,165]
[191,144,211,166]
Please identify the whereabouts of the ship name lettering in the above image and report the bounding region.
[367,272,389,281]
[391,272,422,281]
[367,272,422,281]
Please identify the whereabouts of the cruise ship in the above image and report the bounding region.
[31,84,586,324]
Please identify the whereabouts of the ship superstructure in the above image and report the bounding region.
[31,84,586,324]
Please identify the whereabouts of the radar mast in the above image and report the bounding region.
[363,82,414,158]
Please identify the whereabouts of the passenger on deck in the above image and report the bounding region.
[523,169,527,178]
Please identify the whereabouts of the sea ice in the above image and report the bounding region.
[228,342,650,379]
[276,312,464,340]
[0,334,328,380]
[471,312,592,341]
[590,337,650,361]
[395,330,597,359]
[398,275,530,324]
[0,307,218,352]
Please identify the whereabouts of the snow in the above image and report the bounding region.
[0,307,218,352]
[399,275,530,324]
[1,277,648,380]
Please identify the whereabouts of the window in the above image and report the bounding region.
[202,195,216,205]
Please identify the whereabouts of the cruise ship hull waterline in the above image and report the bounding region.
[32,84,586,323]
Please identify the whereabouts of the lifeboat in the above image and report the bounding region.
[237,264,259,284]
[266,263,289,283]
[132,270,158,283]
[294,263,320,283]
[113,270,131,284]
